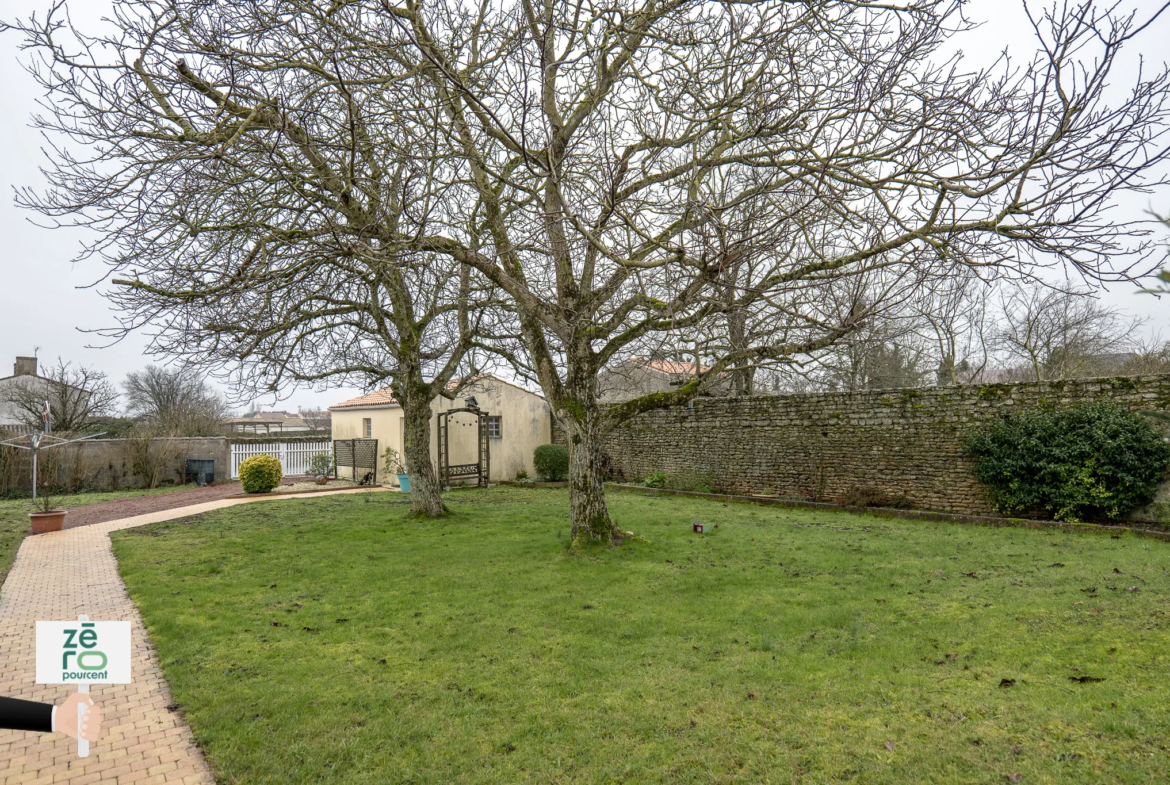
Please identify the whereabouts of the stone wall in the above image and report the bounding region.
[602,375,1170,521]
[0,437,231,495]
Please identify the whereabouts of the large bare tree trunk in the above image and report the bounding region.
[560,368,627,544]
[400,391,447,518]
[566,418,624,543]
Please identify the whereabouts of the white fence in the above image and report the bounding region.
[230,441,332,478]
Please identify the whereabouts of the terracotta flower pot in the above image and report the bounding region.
[29,510,67,534]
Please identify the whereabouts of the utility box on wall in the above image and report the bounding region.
[185,458,215,486]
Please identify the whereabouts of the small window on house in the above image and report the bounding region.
[488,415,502,438]
[363,418,372,438]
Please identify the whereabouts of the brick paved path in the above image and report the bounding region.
[0,488,382,784]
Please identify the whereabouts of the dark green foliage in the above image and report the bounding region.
[642,471,668,488]
[640,470,718,493]
[238,455,283,493]
[533,444,569,481]
[89,416,138,438]
[964,402,1170,521]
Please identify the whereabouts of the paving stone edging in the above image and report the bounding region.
[606,483,1170,543]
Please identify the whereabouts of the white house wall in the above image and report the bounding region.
[330,378,551,485]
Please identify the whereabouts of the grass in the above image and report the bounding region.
[112,487,1170,784]
[0,485,198,587]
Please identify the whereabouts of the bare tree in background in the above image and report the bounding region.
[815,316,931,392]
[996,285,1145,381]
[10,0,1170,541]
[1144,212,1170,294]
[3,359,118,432]
[297,409,332,436]
[123,366,229,436]
[912,272,997,386]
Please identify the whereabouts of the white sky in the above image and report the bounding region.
[0,0,1167,414]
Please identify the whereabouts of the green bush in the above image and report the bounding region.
[238,455,283,494]
[533,444,569,481]
[642,471,668,488]
[640,470,718,493]
[308,454,332,479]
[964,402,1170,521]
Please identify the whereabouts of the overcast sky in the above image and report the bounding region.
[1,0,1167,415]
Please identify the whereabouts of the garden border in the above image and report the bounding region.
[605,483,1170,543]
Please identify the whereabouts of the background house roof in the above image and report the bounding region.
[328,388,400,410]
[225,411,311,427]
[328,374,544,411]
[629,359,709,376]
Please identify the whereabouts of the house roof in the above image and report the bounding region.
[0,373,90,393]
[452,373,544,398]
[225,412,310,427]
[328,373,543,411]
[329,388,401,411]
[627,358,709,375]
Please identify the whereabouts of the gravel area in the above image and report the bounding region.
[269,479,360,494]
[63,482,245,529]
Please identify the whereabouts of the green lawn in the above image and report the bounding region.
[0,485,198,587]
[112,488,1170,784]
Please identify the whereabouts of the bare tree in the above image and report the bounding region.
[813,316,931,392]
[124,365,229,436]
[297,409,332,436]
[11,0,1170,542]
[1116,335,1170,375]
[3,358,118,432]
[9,2,510,517]
[912,272,997,386]
[381,0,1170,542]
[996,284,1144,381]
[1144,212,1170,294]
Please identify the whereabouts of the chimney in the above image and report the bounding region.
[13,357,37,377]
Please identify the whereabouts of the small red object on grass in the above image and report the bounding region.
[693,522,704,533]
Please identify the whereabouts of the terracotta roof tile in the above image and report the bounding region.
[631,358,709,375]
[329,388,399,410]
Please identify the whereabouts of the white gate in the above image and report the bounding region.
[230,441,332,478]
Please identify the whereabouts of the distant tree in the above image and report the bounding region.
[3,358,118,432]
[1142,212,1170,295]
[123,365,229,436]
[1115,336,1170,376]
[911,272,997,386]
[997,285,1143,381]
[89,416,137,439]
[297,409,332,436]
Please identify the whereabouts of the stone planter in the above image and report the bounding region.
[29,510,67,534]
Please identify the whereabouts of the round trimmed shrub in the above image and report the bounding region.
[963,402,1170,521]
[533,444,569,482]
[238,454,283,494]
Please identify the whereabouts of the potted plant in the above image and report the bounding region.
[382,448,410,492]
[29,477,66,534]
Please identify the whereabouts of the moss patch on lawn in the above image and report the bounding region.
[113,487,1170,783]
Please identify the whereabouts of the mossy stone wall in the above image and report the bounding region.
[601,375,1170,521]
